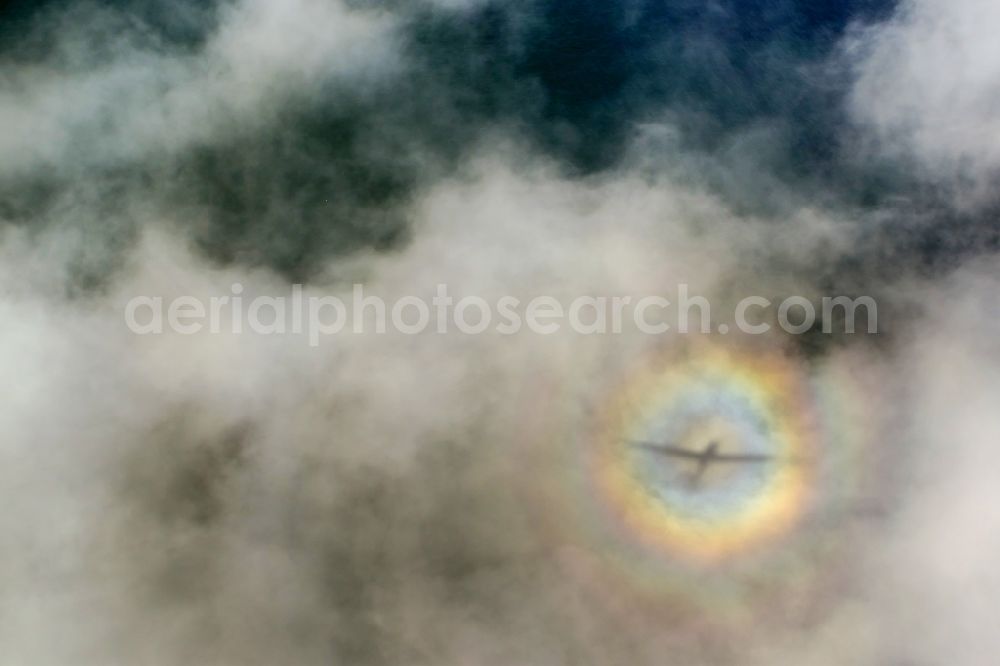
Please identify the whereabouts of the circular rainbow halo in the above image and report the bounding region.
[593,345,818,564]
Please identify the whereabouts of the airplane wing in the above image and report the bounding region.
[710,452,773,463]
[629,441,776,463]
[628,441,704,459]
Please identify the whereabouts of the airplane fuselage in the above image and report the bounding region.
[691,442,720,485]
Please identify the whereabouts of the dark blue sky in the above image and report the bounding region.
[3,0,996,283]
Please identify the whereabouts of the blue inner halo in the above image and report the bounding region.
[628,381,780,521]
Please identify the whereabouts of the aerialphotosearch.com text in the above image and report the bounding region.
[124,283,878,346]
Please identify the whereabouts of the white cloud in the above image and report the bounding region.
[0,0,398,177]
[848,0,1000,202]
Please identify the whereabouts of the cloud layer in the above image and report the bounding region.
[0,1,998,664]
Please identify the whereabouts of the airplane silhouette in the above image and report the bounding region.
[629,440,775,489]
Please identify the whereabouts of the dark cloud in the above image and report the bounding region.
[0,0,930,279]
[2,0,995,287]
